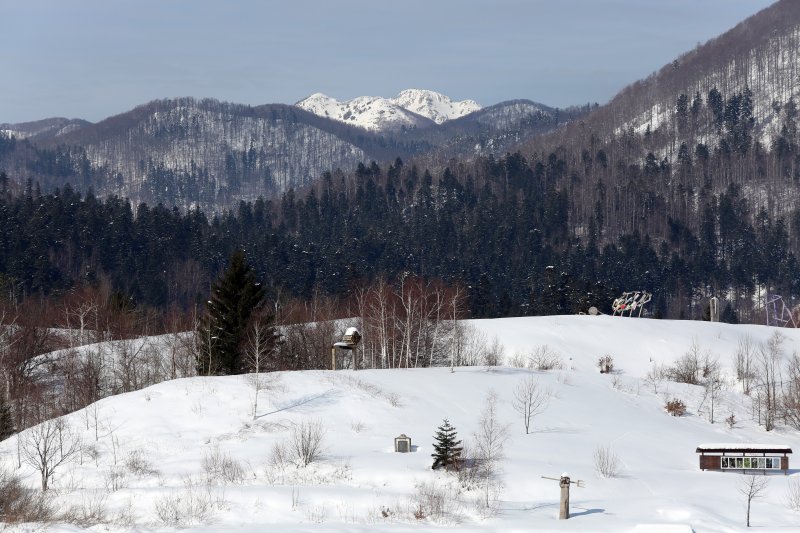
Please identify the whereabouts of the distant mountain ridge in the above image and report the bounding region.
[0,117,90,141]
[0,93,577,210]
[295,89,481,131]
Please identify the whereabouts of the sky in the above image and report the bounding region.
[0,0,776,124]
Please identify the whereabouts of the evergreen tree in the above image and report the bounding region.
[197,250,265,375]
[431,419,463,470]
[0,395,14,441]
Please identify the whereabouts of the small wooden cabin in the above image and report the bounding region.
[696,444,792,474]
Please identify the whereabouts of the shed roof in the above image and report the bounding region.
[696,443,792,454]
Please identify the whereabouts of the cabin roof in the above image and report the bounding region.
[696,443,792,454]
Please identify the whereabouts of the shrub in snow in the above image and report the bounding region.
[409,480,462,523]
[508,353,527,368]
[665,398,687,416]
[59,491,109,527]
[785,477,800,512]
[593,444,621,478]
[528,345,563,371]
[202,446,245,484]
[0,466,54,523]
[104,466,128,492]
[668,353,701,384]
[125,449,158,477]
[598,355,614,373]
[483,335,505,367]
[288,419,326,467]
[153,478,216,526]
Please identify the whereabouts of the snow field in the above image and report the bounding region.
[3,315,800,531]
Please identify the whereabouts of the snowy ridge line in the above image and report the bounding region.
[296,89,481,131]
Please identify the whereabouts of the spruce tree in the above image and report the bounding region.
[197,250,265,375]
[0,395,14,441]
[431,419,462,470]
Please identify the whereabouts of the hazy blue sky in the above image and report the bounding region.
[0,0,775,124]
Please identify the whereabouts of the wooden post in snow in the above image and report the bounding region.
[541,473,585,519]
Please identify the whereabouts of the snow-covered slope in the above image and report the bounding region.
[392,89,481,125]
[296,89,481,131]
[604,1,800,148]
[5,316,800,531]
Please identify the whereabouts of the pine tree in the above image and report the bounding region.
[197,250,265,375]
[0,395,14,441]
[431,419,463,470]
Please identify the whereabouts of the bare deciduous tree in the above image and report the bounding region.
[511,374,551,434]
[244,314,276,419]
[21,418,82,491]
[701,358,723,424]
[755,332,784,431]
[782,354,800,430]
[473,391,509,509]
[738,474,768,527]
[735,335,756,395]
[0,465,54,523]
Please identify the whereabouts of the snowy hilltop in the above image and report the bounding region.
[295,89,481,131]
[4,316,800,530]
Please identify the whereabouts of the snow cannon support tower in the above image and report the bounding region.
[611,291,652,317]
[763,294,797,328]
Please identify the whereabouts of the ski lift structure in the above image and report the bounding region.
[709,296,720,322]
[763,294,797,328]
[611,291,652,317]
[331,327,362,370]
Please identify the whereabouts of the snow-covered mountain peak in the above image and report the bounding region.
[391,89,481,124]
[295,89,482,131]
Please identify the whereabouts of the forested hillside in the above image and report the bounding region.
[1,143,796,324]
[0,98,580,211]
[2,2,800,325]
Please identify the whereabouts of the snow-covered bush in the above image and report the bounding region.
[668,353,701,384]
[665,398,687,416]
[598,355,614,373]
[508,352,527,368]
[593,444,621,478]
[288,419,326,467]
[408,479,462,523]
[125,449,158,477]
[59,491,109,527]
[785,476,800,511]
[0,466,54,523]
[153,478,216,526]
[103,466,128,492]
[528,345,563,371]
[483,335,505,368]
[202,446,245,484]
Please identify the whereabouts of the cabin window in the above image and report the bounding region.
[720,456,782,469]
